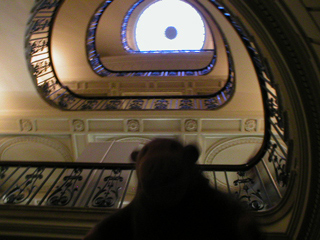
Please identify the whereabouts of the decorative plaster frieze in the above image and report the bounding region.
[116,137,150,145]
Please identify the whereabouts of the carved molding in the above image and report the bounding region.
[244,119,257,132]
[127,120,140,132]
[0,136,73,162]
[20,119,33,132]
[185,119,198,132]
[205,137,263,164]
[116,137,151,146]
[72,119,85,132]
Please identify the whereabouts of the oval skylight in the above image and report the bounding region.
[135,0,206,51]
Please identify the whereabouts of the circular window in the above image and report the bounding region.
[135,0,206,51]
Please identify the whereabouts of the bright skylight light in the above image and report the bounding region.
[135,0,206,51]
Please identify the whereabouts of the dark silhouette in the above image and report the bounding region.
[84,138,263,240]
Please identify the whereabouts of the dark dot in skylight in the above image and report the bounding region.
[165,26,178,40]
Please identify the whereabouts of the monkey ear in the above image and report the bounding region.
[183,144,199,164]
[130,150,139,162]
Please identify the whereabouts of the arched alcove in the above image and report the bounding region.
[0,136,73,162]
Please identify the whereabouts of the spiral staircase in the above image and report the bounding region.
[0,0,320,239]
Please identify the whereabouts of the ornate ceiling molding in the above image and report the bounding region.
[126,119,140,132]
[184,119,198,132]
[115,136,151,145]
[204,137,263,165]
[0,136,73,162]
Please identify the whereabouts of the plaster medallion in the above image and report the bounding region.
[244,119,257,132]
[185,119,198,132]
[20,119,33,132]
[73,119,85,132]
[127,120,140,132]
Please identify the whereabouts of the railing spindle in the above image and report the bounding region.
[85,168,105,207]
[0,166,20,189]
[119,169,134,208]
[26,167,56,205]
[38,168,66,206]
[261,159,282,198]
[254,165,271,206]
[72,168,94,207]
[213,171,218,190]
[224,171,231,194]
[270,133,287,159]
[0,167,30,200]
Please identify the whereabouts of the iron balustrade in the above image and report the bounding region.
[0,162,134,208]
[0,149,288,211]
